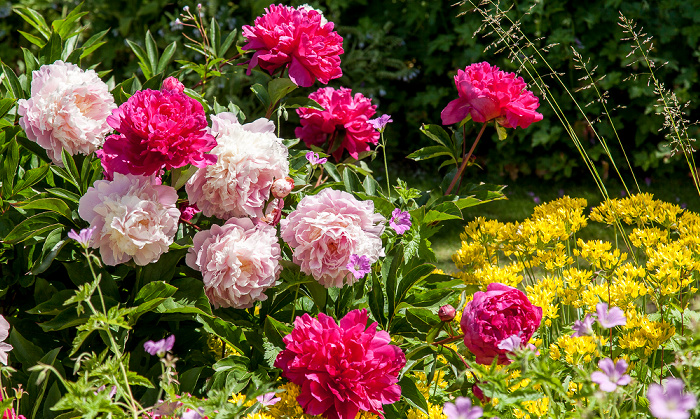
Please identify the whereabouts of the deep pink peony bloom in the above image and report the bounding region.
[98,88,216,177]
[441,62,543,129]
[296,87,379,161]
[460,283,542,365]
[242,4,343,87]
[275,309,405,419]
[161,76,185,93]
[280,189,385,288]
[186,217,281,309]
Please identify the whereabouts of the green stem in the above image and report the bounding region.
[380,132,391,198]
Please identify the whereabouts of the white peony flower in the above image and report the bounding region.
[186,113,289,220]
[18,60,116,165]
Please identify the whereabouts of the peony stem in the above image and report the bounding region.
[445,123,488,196]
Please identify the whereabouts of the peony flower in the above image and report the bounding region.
[389,208,411,235]
[271,177,294,199]
[438,304,457,322]
[186,217,281,309]
[0,315,13,365]
[161,76,185,93]
[596,303,626,329]
[591,358,631,392]
[296,87,379,161]
[144,335,175,357]
[274,309,405,419]
[78,173,180,266]
[443,397,483,419]
[99,88,216,178]
[179,202,200,222]
[441,62,543,129]
[186,114,289,220]
[280,188,385,288]
[18,60,116,166]
[647,378,697,419]
[460,283,542,365]
[242,4,343,87]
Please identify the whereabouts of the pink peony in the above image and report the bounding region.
[242,4,343,87]
[275,309,405,419]
[161,76,185,93]
[186,114,289,220]
[296,87,379,161]
[18,60,116,166]
[0,315,13,366]
[98,88,216,178]
[460,283,542,365]
[186,217,281,309]
[78,173,180,266]
[280,189,385,288]
[441,62,543,129]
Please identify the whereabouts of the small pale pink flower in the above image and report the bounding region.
[275,309,405,419]
[0,315,13,366]
[305,151,327,165]
[596,303,626,329]
[78,173,180,266]
[186,217,281,309]
[443,397,483,419]
[144,335,175,357]
[389,208,411,235]
[68,226,96,248]
[591,358,631,392]
[572,313,596,337]
[242,4,343,87]
[18,60,116,166]
[368,114,393,131]
[647,378,697,419]
[256,392,281,407]
[347,254,371,279]
[296,87,379,161]
[280,189,385,288]
[441,62,543,129]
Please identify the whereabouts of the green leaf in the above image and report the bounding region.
[250,83,270,109]
[171,165,199,190]
[2,63,24,99]
[39,31,63,64]
[18,30,44,47]
[342,169,361,193]
[2,137,19,198]
[420,124,451,147]
[46,187,81,203]
[3,213,62,245]
[368,273,386,328]
[51,3,87,39]
[144,30,159,74]
[180,367,204,395]
[210,17,220,56]
[219,29,238,57]
[398,375,429,414]
[406,145,453,162]
[197,314,250,357]
[496,123,507,141]
[15,198,72,220]
[29,227,67,275]
[157,42,177,74]
[135,281,178,304]
[263,316,292,349]
[268,78,298,107]
[405,308,440,333]
[13,6,51,40]
[61,149,81,190]
[27,289,75,315]
[395,264,435,312]
[322,161,341,182]
[363,174,378,195]
[126,40,151,79]
[79,29,109,59]
[283,97,324,110]
[9,328,45,369]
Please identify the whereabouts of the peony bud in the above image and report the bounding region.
[438,304,456,322]
[271,177,294,199]
[162,76,185,93]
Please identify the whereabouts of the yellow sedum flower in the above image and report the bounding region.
[513,397,550,419]
[550,335,604,365]
[406,402,448,419]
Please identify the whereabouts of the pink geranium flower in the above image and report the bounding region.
[242,4,343,87]
[460,283,542,365]
[296,87,379,161]
[275,309,405,419]
[441,62,543,129]
[98,88,216,178]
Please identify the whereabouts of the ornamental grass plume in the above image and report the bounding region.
[78,173,180,266]
[99,87,216,178]
[18,60,116,166]
[186,114,289,220]
[296,87,380,161]
[441,62,543,129]
[242,4,343,87]
[280,188,385,288]
[274,309,405,419]
[186,217,281,309]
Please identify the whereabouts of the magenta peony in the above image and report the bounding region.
[460,283,542,365]
[441,62,543,129]
[296,87,380,161]
[186,217,281,309]
[78,173,180,266]
[275,309,405,419]
[98,88,216,178]
[18,61,116,166]
[242,4,343,87]
[280,188,385,288]
[185,114,289,220]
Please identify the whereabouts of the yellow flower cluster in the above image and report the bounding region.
[406,403,448,419]
[574,239,626,273]
[619,310,676,356]
[525,275,563,327]
[513,397,550,419]
[208,334,240,359]
[258,383,380,419]
[414,370,448,400]
[549,335,605,365]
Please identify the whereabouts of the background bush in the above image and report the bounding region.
[3,0,698,181]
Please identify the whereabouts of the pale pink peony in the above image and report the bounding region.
[186,114,289,220]
[460,283,542,365]
[296,87,379,161]
[242,4,343,87]
[186,217,281,309]
[0,315,13,366]
[280,189,385,288]
[275,309,405,419]
[441,62,543,129]
[18,60,116,166]
[78,173,180,266]
[98,88,216,178]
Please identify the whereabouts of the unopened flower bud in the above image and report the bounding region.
[271,177,294,199]
[438,304,456,322]
[162,76,185,93]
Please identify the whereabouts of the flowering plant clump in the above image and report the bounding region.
[296,87,380,161]
[274,309,405,419]
[241,4,343,87]
[18,60,116,165]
